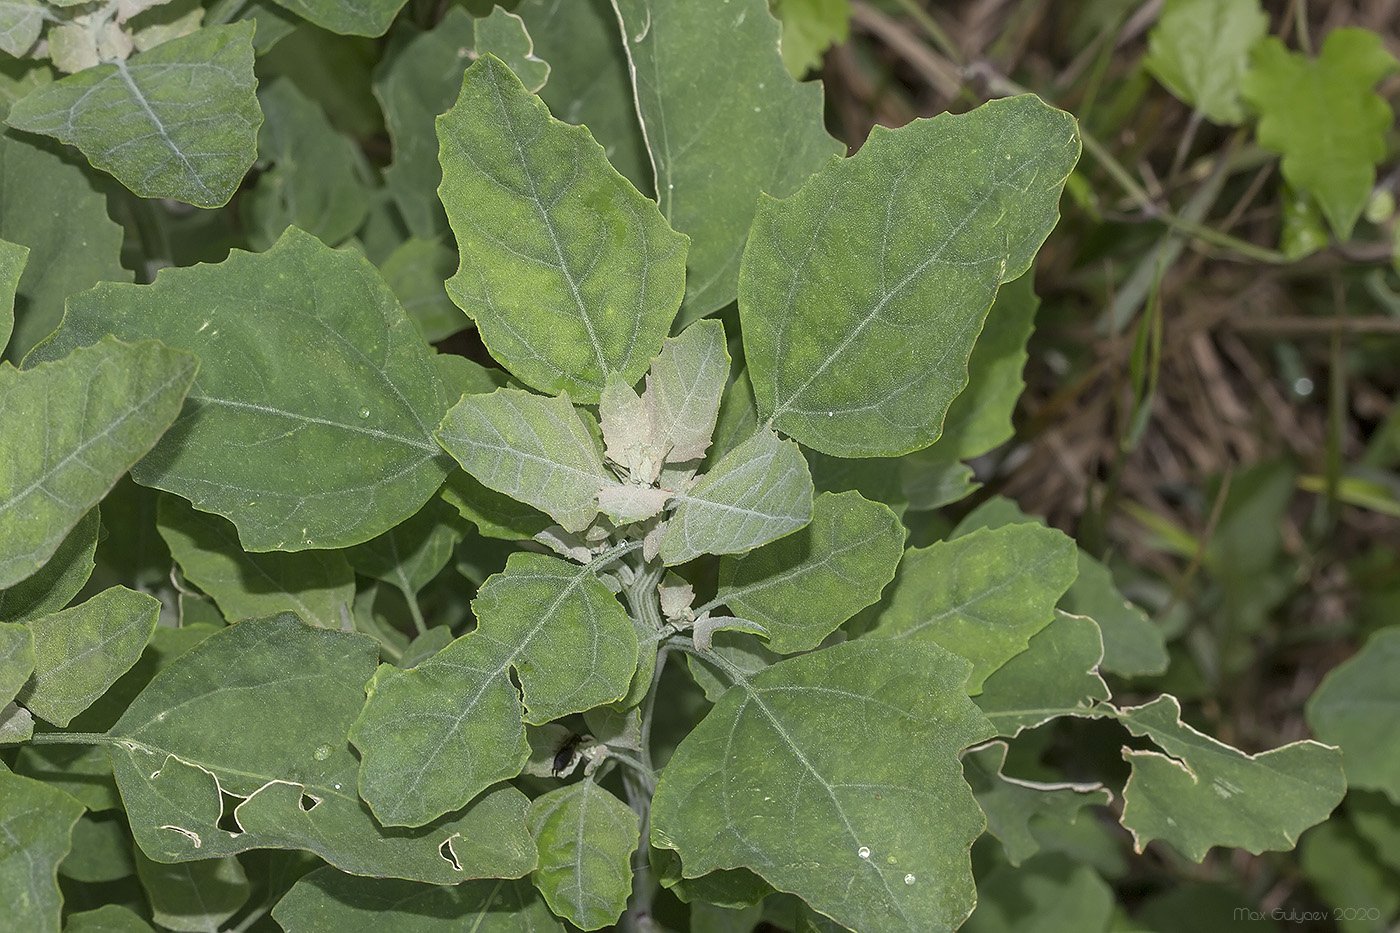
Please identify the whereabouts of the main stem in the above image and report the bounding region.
[619,562,667,933]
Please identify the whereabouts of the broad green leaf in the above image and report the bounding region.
[773,0,850,77]
[381,238,465,343]
[108,615,536,882]
[0,235,25,354]
[442,470,551,542]
[659,428,813,565]
[60,814,136,883]
[651,319,731,477]
[740,95,1079,457]
[1299,819,1400,933]
[133,849,250,933]
[0,508,98,624]
[963,742,1111,867]
[345,495,466,596]
[256,23,383,137]
[0,130,130,362]
[516,0,649,188]
[652,640,995,932]
[437,388,612,534]
[871,523,1079,693]
[273,867,562,932]
[6,23,261,208]
[527,780,639,930]
[438,55,687,402]
[1352,791,1400,874]
[0,699,32,742]
[65,906,154,933]
[0,338,196,588]
[352,552,637,827]
[266,0,407,37]
[0,620,31,705]
[0,0,43,57]
[377,7,548,237]
[963,853,1114,933]
[1144,0,1268,125]
[651,847,773,909]
[1306,625,1400,801]
[714,490,903,653]
[157,495,355,630]
[613,0,841,320]
[244,78,371,250]
[34,227,453,552]
[1114,694,1346,860]
[1242,29,1399,240]
[0,768,84,933]
[975,611,1110,737]
[684,630,784,704]
[17,586,159,727]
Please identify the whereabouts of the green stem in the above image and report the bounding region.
[28,732,112,746]
[401,585,428,637]
[205,0,252,26]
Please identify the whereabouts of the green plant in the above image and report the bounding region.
[0,1,1393,931]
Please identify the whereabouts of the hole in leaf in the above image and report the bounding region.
[439,838,462,871]
[217,791,245,835]
[298,792,321,812]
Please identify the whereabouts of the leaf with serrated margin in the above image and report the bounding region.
[740,95,1079,457]
[1144,0,1268,125]
[437,388,612,534]
[870,523,1078,693]
[1306,625,1400,802]
[652,639,995,933]
[377,7,548,237]
[352,552,637,827]
[157,496,355,630]
[0,768,84,933]
[659,428,812,566]
[0,508,97,624]
[31,227,453,552]
[273,867,561,932]
[975,611,1110,737]
[0,236,25,354]
[0,337,196,588]
[0,620,31,705]
[438,55,687,401]
[266,0,407,37]
[1114,694,1345,861]
[613,0,842,322]
[108,615,535,883]
[6,23,261,208]
[18,586,159,727]
[714,490,903,653]
[134,849,249,933]
[528,780,639,930]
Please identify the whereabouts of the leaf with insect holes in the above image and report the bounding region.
[1114,695,1345,861]
[528,781,639,930]
[652,639,995,933]
[6,23,261,208]
[660,428,813,565]
[107,614,536,883]
[351,552,637,827]
[1144,0,1268,125]
[438,55,687,401]
[0,338,196,589]
[30,227,453,553]
[740,95,1079,458]
[975,611,1110,737]
[0,768,85,933]
[1306,625,1400,802]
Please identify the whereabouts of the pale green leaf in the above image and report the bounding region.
[975,611,1110,737]
[714,490,903,653]
[381,238,466,343]
[773,0,850,77]
[963,742,1111,867]
[516,0,649,189]
[157,495,355,630]
[64,905,154,933]
[33,227,453,552]
[436,388,611,534]
[345,495,466,596]
[0,0,44,57]
[1242,29,1399,239]
[651,640,995,932]
[0,508,98,624]
[0,338,196,588]
[134,849,250,933]
[438,55,687,401]
[352,552,637,827]
[659,428,813,566]
[244,78,371,250]
[613,0,841,320]
[0,130,130,362]
[273,867,562,932]
[0,235,25,354]
[1115,694,1346,860]
[266,0,408,37]
[1144,0,1268,124]
[651,318,731,473]
[0,768,84,933]
[17,586,159,727]
[963,853,1114,933]
[740,95,1079,457]
[109,614,536,882]
[527,780,639,930]
[1306,625,1400,801]
[6,23,261,208]
[0,620,32,705]
[0,699,31,742]
[871,523,1079,693]
[377,8,548,238]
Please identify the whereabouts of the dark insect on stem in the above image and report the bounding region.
[552,733,582,777]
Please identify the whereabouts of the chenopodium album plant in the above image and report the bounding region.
[0,3,1356,932]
